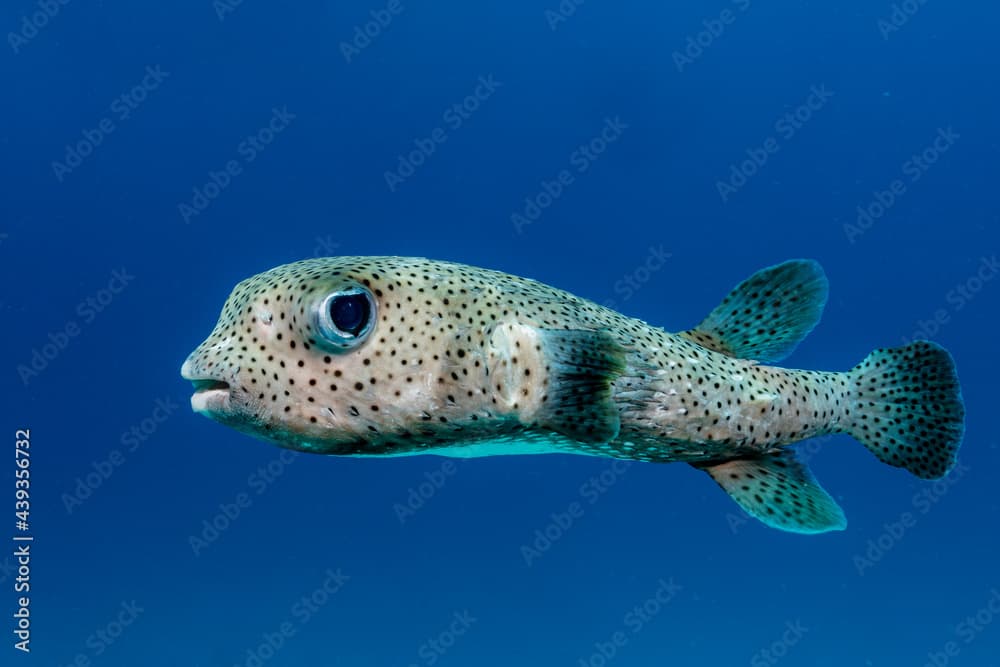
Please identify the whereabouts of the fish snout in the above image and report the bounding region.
[181,354,236,416]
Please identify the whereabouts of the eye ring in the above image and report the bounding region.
[314,287,377,351]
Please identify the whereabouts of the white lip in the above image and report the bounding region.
[191,388,231,415]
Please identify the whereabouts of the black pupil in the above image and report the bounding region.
[329,293,370,336]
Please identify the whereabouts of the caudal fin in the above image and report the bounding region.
[847,341,965,479]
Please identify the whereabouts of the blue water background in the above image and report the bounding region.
[2,1,998,665]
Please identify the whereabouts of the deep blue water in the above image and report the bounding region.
[3,1,999,665]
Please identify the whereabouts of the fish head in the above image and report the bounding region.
[180,256,499,454]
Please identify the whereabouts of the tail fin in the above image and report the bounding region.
[847,341,965,479]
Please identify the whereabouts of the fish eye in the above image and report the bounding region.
[315,287,377,351]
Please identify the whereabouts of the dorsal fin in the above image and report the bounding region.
[679,259,828,363]
[694,448,847,534]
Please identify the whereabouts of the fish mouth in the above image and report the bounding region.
[181,357,237,416]
[191,378,231,393]
[186,377,233,415]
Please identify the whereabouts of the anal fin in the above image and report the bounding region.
[694,449,847,534]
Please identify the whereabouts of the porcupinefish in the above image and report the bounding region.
[180,257,965,534]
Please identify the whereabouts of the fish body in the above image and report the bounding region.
[181,256,965,534]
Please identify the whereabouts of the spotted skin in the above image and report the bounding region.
[181,256,965,533]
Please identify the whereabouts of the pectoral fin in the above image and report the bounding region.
[532,328,627,444]
[695,449,847,534]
